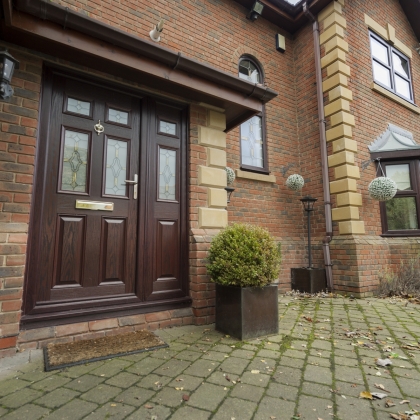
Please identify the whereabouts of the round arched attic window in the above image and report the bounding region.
[239,59,261,84]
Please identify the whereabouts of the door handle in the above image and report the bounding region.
[125,174,138,199]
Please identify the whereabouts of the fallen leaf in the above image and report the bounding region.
[304,316,313,322]
[385,399,396,407]
[376,358,392,366]
[374,383,391,392]
[110,404,117,407]
[400,400,410,404]
[371,392,387,399]
[182,394,189,401]
[251,370,260,374]
[145,404,154,409]
[359,391,373,400]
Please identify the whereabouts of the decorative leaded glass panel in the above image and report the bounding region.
[386,164,411,190]
[240,115,263,168]
[159,121,176,136]
[61,130,89,192]
[386,197,418,230]
[67,98,91,116]
[239,60,260,83]
[108,108,129,125]
[105,139,128,196]
[159,148,176,200]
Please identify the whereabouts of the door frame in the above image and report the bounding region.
[21,64,191,329]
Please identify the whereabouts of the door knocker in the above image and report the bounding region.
[94,120,104,135]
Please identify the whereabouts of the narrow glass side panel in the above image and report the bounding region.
[159,121,176,136]
[61,130,89,192]
[159,148,176,200]
[240,115,263,168]
[108,108,129,125]
[67,98,91,116]
[105,139,128,196]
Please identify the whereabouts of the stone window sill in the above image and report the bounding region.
[371,82,420,115]
[235,169,276,183]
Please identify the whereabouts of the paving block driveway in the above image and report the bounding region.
[1,296,420,419]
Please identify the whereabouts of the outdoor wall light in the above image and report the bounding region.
[225,187,235,204]
[0,50,19,100]
[149,20,164,42]
[247,1,264,21]
[300,195,317,268]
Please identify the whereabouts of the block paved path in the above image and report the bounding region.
[1,295,420,419]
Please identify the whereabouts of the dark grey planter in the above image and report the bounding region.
[215,283,279,340]
[291,268,326,293]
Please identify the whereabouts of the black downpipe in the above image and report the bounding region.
[303,2,334,291]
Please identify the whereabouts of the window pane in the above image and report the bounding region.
[108,108,129,125]
[392,53,409,78]
[159,121,176,136]
[239,60,260,83]
[61,130,89,192]
[240,116,263,168]
[371,37,389,64]
[159,148,176,200]
[373,61,392,88]
[386,164,411,190]
[67,98,91,116]
[386,197,418,230]
[105,139,128,196]
[395,75,411,99]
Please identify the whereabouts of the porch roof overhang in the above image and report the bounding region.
[0,0,278,132]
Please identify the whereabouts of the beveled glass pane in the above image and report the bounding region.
[159,148,176,200]
[386,164,411,190]
[240,115,263,168]
[61,130,89,192]
[238,60,260,84]
[108,108,129,125]
[105,139,128,196]
[371,37,389,64]
[395,75,411,99]
[386,197,418,230]
[159,121,176,136]
[392,53,409,78]
[67,97,91,116]
[373,61,391,88]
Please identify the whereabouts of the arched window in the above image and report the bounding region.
[238,57,268,173]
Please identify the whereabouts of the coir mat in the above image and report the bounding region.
[44,329,168,371]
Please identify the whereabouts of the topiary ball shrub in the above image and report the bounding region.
[207,223,281,288]
[368,176,397,201]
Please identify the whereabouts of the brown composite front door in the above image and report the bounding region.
[22,68,189,326]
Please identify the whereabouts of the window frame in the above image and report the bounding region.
[379,158,420,236]
[238,56,269,174]
[369,31,414,104]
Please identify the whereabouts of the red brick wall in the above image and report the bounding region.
[0,47,41,357]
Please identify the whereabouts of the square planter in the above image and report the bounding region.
[291,268,327,293]
[215,283,279,340]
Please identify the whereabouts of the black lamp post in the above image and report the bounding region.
[0,50,19,101]
[300,195,317,268]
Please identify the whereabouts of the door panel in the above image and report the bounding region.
[100,218,126,284]
[53,215,85,287]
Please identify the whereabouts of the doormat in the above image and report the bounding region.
[44,330,168,371]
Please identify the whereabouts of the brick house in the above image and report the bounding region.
[0,0,419,357]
